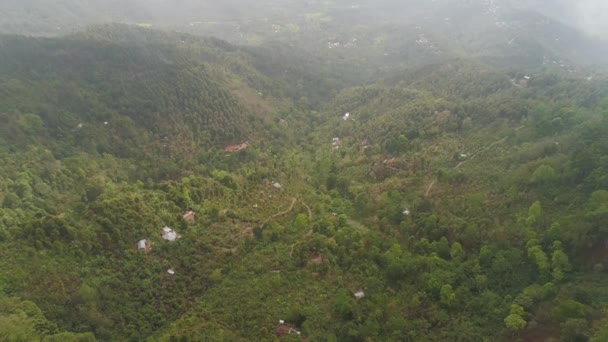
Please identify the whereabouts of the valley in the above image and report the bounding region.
[0,2,608,341]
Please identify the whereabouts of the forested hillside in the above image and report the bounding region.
[154,60,608,341]
[1,25,311,161]
[1,21,608,342]
[0,25,311,340]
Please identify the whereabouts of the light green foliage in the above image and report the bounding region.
[450,242,465,261]
[510,304,525,316]
[552,300,590,322]
[527,240,550,277]
[440,285,456,307]
[531,165,557,184]
[504,304,526,332]
[209,269,222,282]
[504,314,526,332]
[0,298,95,341]
[591,324,608,342]
[514,283,555,309]
[293,213,309,230]
[551,241,571,282]
[526,201,543,226]
[16,113,44,136]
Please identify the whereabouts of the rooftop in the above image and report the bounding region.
[161,227,179,241]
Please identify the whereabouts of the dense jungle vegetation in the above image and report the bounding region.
[1,1,608,341]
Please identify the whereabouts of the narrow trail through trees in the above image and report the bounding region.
[271,197,297,219]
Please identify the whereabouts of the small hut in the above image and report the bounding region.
[354,290,365,299]
[308,254,323,266]
[275,323,301,337]
[183,210,195,223]
[137,239,151,253]
[224,142,249,153]
[161,227,179,241]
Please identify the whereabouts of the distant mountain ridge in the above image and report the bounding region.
[1,0,607,69]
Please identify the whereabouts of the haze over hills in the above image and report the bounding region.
[513,0,608,39]
[1,1,608,342]
[2,0,608,70]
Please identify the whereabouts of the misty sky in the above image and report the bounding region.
[539,0,608,38]
[2,0,607,40]
[573,0,608,38]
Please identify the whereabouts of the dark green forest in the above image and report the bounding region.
[1,4,608,341]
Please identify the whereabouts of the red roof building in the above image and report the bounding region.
[224,142,249,153]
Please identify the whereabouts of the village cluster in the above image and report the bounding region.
[164,109,418,339]
[136,209,195,275]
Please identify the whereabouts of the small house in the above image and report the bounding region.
[354,290,365,299]
[308,254,323,265]
[167,269,175,275]
[332,137,341,150]
[383,158,397,167]
[137,239,151,253]
[182,210,195,223]
[161,226,179,241]
[360,138,369,151]
[275,323,301,337]
[224,142,249,153]
[137,240,146,250]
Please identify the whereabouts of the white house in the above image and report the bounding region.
[137,240,147,250]
[161,227,179,241]
[354,290,365,299]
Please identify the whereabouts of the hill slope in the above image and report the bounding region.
[0,25,297,162]
[0,26,307,340]
[154,61,608,341]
